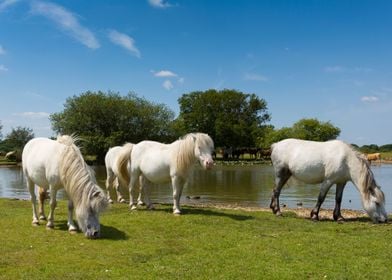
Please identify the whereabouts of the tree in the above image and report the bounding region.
[3,126,34,152]
[50,91,176,162]
[261,118,341,147]
[177,89,270,147]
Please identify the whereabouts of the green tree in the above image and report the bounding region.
[261,118,341,147]
[3,126,34,152]
[50,91,176,162]
[177,89,270,147]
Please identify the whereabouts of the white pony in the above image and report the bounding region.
[120,133,214,214]
[270,138,387,223]
[22,136,108,238]
[104,143,143,204]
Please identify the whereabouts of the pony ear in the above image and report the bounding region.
[91,190,102,199]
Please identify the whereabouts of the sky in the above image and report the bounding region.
[1,0,392,145]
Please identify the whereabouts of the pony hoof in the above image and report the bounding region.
[130,205,137,210]
[137,201,145,206]
[108,199,114,204]
[173,210,181,215]
[39,216,47,221]
[32,221,40,226]
[275,211,282,217]
[311,215,319,221]
[46,225,54,230]
[118,198,127,204]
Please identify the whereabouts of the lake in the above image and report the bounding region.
[1,164,391,213]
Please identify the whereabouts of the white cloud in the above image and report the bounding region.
[30,1,100,49]
[108,30,140,58]
[361,96,379,103]
[324,66,345,73]
[162,80,173,90]
[13,111,50,118]
[0,0,19,12]
[0,64,8,72]
[153,70,178,78]
[0,45,5,55]
[148,0,172,9]
[244,73,268,82]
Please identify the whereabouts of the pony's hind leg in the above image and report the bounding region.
[105,171,116,204]
[27,178,39,225]
[270,167,291,216]
[139,176,154,210]
[38,187,48,221]
[333,183,346,221]
[310,180,334,221]
[46,188,58,229]
[114,178,126,203]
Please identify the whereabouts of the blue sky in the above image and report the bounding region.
[1,0,392,145]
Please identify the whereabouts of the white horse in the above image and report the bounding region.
[120,133,214,214]
[105,143,143,204]
[270,138,387,223]
[22,135,108,238]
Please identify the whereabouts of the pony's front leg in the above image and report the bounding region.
[27,179,39,225]
[67,200,78,232]
[311,181,333,221]
[333,183,346,221]
[46,188,58,229]
[171,176,185,215]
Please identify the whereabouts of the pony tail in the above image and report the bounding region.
[116,143,134,186]
[57,134,77,146]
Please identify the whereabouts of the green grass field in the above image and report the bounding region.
[1,198,392,279]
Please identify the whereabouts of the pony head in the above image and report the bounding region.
[193,133,214,170]
[363,187,388,223]
[76,188,108,239]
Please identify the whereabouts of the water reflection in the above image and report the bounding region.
[1,164,391,213]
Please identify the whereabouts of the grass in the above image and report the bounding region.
[1,198,392,279]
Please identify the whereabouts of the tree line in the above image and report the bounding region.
[1,89,390,163]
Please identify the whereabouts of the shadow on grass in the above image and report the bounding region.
[147,204,254,221]
[53,220,128,240]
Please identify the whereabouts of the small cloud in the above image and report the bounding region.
[0,45,5,55]
[13,112,50,118]
[148,0,172,9]
[324,66,345,73]
[108,29,140,58]
[0,64,8,72]
[244,73,268,82]
[30,1,100,49]
[361,96,379,103]
[153,70,178,78]
[162,80,173,90]
[0,0,19,12]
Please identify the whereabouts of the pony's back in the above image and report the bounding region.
[22,137,64,188]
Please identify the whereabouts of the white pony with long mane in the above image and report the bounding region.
[270,138,387,223]
[105,143,143,204]
[119,133,214,214]
[22,135,108,238]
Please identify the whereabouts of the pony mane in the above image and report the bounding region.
[116,143,134,186]
[58,135,107,213]
[350,144,383,201]
[175,133,213,175]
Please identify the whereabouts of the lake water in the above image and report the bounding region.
[1,164,391,213]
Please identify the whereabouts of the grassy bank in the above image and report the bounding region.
[1,199,391,279]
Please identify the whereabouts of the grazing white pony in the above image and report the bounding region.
[120,133,214,214]
[22,135,108,238]
[270,138,387,223]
